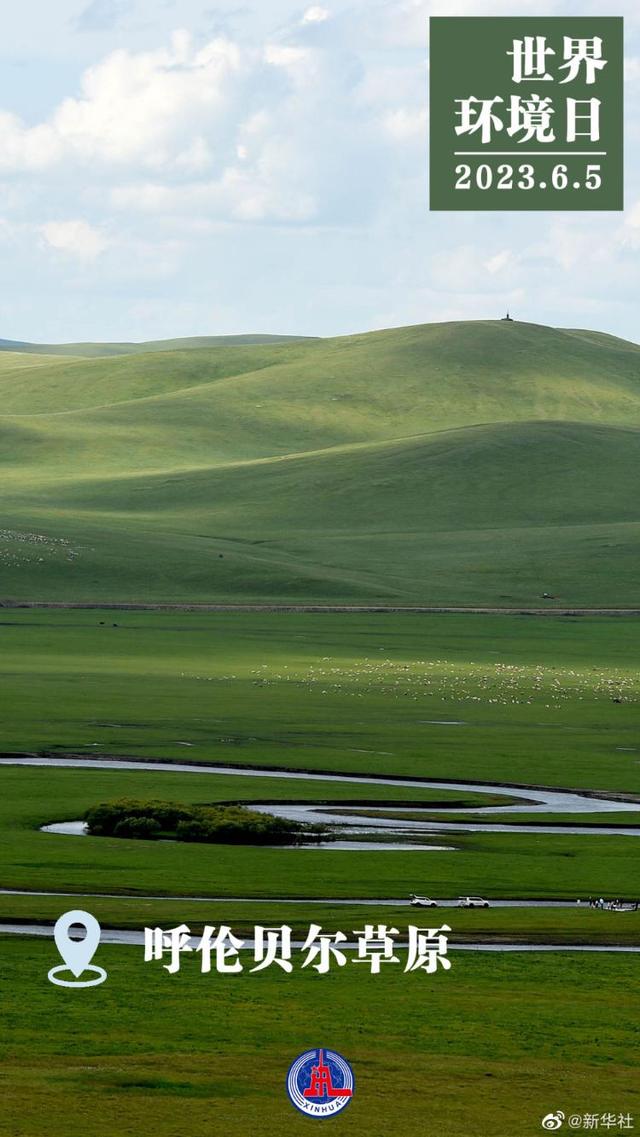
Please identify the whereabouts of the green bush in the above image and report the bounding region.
[84,798,328,846]
[112,816,163,840]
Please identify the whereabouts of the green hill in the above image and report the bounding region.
[1,319,639,604]
[0,334,316,358]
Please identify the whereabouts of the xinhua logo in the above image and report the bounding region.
[286,1048,354,1118]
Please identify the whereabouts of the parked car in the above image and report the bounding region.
[410,894,438,907]
[458,895,490,908]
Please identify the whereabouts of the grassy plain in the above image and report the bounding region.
[4,895,640,946]
[0,611,639,937]
[1,610,638,789]
[3,764,640,911]
[1,939,638,1137]
[1,610,639,1133]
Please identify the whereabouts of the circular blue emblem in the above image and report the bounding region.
[286,1048,355,1118]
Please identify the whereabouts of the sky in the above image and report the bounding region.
[0,0,638,343]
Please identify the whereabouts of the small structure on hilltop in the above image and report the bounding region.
[501,311,514,322]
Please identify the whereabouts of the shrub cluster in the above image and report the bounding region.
[84,798,327,846]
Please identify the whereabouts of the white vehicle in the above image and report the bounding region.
[458,895,490,908]
[410,894,438,908]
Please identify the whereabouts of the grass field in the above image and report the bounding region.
[1,611,639,938]
[1,939,637,1137]
[4,895,640,946]
[4,763,640,913]
[1,610,638,789]
[1,612,639,1134]
[1,319,640,603]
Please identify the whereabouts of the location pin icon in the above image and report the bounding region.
[49,910,107,988]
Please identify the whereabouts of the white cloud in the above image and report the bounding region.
[0,218,14,244]
[0,3,638,346]
[485,250,514,275]
[0,32,243,172]
[41,219,109,259]
[541,221,614,272]
[0,28,332,229]
[302,6,331,23]
[264,44,309,68]
[619,200,640,249]
[428,242,526,294]
[382,107,427,142]
[378,0,562,49]
[111,169,317,223]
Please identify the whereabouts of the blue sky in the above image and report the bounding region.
[0,0,638,343]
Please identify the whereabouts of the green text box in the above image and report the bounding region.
[429,17,623,211]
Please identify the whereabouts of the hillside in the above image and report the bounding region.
[1,319,639,604]
[0,334,316,358]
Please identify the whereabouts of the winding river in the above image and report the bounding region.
[3,755,638,839]
[1,756,638,949]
